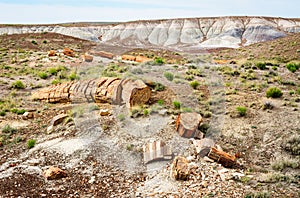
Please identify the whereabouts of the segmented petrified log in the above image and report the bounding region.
[143,140,173,164]
[122,55,136,61]
[208,147,236,168]
[176,112,202,138]
[31,77,151,108]
[63,48,74,57]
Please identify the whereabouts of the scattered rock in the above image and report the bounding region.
[82,53,93,62]
[170,156,190,180]
[99,109,111,116]
[193,138,215,157]
[50,114,68,126]
[48,50,57,57]
[63,48,74,57]
[43,166,67,180]
[23,111,34,119]
[207,147,236,168]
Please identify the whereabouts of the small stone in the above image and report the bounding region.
[100,109,110,116]
[23,111,34,119]
[43,166,67,180]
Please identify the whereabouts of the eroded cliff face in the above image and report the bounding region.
[0,16,299,49]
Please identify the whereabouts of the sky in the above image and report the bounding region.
[0,0,299,24]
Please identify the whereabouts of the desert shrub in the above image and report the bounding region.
[266,87,283,98]
[48,67,58,75]
[282,134,300,155]
[173,100,181,109]
[69,72,79,81]
[190,80,200,89]
[42,40,47,44]
[27,139,36,149]
[143,109,149,116]
[154,57,165,65]
[297,88,300,95]
[117,114,125,121]
[38,72,48,79]
[271,156,299,171]
[31,40,37,45]
[11,80,25,89]
[11,108,25,115]
[154,83,165,91]
[262,101,274,110]
[157,99,164,105]
[51,79,61,85]
[164,72,174,81]
[236,106,247,116]
[2,124,17,134]
[0,111,6,116]
[286,62,300,73]
[256,62,267,70]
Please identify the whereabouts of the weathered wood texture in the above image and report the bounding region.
[143,140,173,164]
[171,156,190,180]
[208,147,236,167]
[176,112,203,138]
[32,77,151,108]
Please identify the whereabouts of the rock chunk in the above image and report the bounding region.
[43,166,67,180]
[171,156,190,180]
[193,138,215,157]
[63,48,74,57]
[82,53,93,62]
[143,140,172,164]
[48,50,57,57]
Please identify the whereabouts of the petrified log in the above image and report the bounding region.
[48,50,57,57]
[31,77,151,108]
[143,140,173,164]
[121,55,136,61]
[176,112,202,138]
[193,138,215,157]
[135,56,151,63]
[82,53,93,62]
[171,156,190,180]
[90,51,114,59]
[208,147,236,167]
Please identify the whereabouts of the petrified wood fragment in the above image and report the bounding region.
[176,112,202,138]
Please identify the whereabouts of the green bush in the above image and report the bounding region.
[256,62,267,70]
[143,109,149,116]
[236,106,247,116]
[173,100,181,109]
[48,67,58,75]
[38,72,48,79]
[286,62,300,73]
[11,80,25,89]
[154,83,165,91]
[0,111,6,116]
[51,79,61,85]
[154,57,165,65]
[157,99,164,105]
[31,40,37,45]
[164,72,174,81]
[190,80,200,89]
[27,139,36,149]
[266,87,283,98]
[69,72,79,81]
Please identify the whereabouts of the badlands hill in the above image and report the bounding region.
[0,16,299,49]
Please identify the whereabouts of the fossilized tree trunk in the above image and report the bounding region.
[176,112,203,138]
[208,147,236,167]
[31,77,151,108]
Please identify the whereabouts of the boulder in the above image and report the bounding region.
[50,114,68,126]
[171,156,190,180]
[43,166,67,180]
[63,48,74,57]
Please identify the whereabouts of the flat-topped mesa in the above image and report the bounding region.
[31,77,151,108]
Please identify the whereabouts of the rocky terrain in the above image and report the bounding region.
[0,17,300,198]
[0,16,299,49]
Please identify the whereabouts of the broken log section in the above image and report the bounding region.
[31,77,151,108]
[208,147,236,168]
[143,140,173,164]
[176,112,202,138]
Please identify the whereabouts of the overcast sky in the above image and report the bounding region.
[0,0,299,24]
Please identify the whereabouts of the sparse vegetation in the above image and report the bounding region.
[38,71,48,79]
[283,134,300,155]
[27,139,36,149]
[190,80,200,89]
[173,100,181,109]
[164,72,174,81]
[286,62,300,73]
[154,57,165,65]
[271,156,299,171]
[11,80,25,89]
[266,87,283,98]
[236,106,247,116]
